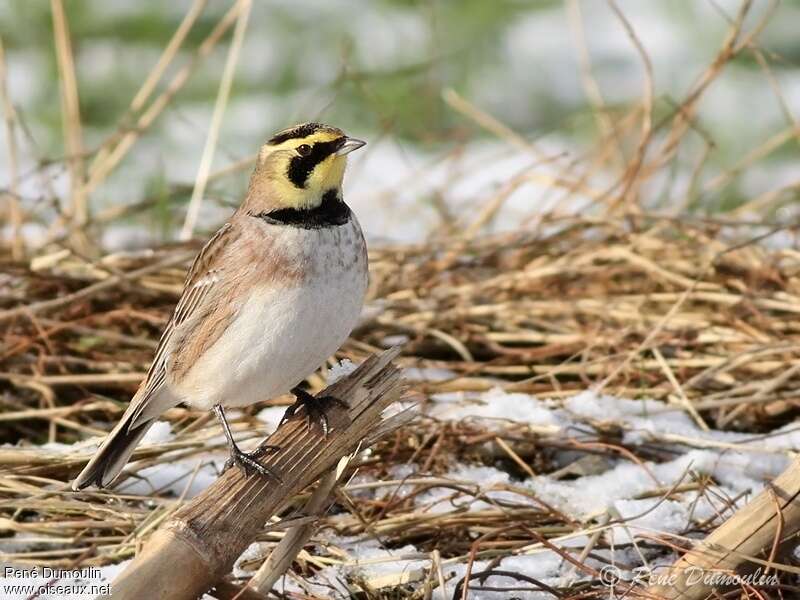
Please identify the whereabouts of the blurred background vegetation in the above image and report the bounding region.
[5,4,800,594]
[1,0,799,248]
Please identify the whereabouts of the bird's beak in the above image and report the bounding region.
[337,137,366,156]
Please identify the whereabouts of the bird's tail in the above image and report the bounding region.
[72,410,154,490]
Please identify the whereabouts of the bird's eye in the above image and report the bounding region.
[296,144,312,157]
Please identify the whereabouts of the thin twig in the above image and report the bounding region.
[180,0,252,240]
[51,0,87,235]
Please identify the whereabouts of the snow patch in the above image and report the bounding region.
[141,420,174,445]
[328,359,357,384]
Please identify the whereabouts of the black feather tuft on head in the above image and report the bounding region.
[268,122,326,145]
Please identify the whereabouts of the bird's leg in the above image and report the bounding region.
[280,386,348,436]
[214,404,281,481]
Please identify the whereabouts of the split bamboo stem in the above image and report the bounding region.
[102,348,404,600]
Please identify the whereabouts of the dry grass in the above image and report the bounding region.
[2,0,800,598]
[2,213,800,597]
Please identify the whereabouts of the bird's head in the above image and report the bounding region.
[247,122,366,211]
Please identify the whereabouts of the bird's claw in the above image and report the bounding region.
[223,445,282,482]
[280,387,348,436]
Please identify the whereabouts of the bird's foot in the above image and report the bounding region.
[280,387,348,436]
[223,444,282,482]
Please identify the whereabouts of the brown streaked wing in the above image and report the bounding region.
[127,223,234,427]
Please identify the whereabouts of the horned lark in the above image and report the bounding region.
[73,123,368,490]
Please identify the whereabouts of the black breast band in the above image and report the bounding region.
[250,189,350,229]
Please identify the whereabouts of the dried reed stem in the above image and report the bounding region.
[0,35,23,259]
[248,468,340,593]
[102,349,404,600]
[649,458,800,599]
[180,0,252,240]
[51,0,87,235]
[80,2,244,201]
[89,0,209,174]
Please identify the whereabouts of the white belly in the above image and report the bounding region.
[176,223,367,410]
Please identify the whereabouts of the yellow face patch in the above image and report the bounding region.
[257,127,350,210]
